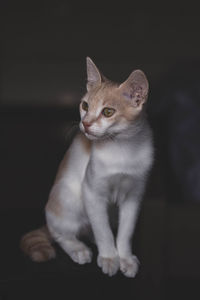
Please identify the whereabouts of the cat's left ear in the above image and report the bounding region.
[86,57,102,92]
[119,70,149,109]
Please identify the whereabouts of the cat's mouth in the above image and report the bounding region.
[80,122,111,141]
[79,122,99,140]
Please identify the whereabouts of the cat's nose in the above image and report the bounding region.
[82,121,92,131]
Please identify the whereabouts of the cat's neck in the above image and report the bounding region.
[93,112,148,148]
[115,113,147,140]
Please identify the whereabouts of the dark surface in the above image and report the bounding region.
[0,209,149,300]
[0,204,160,300]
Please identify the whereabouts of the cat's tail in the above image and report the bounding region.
[20,226,56,262]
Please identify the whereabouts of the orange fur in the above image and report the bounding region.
[80,80,142,126]
[20,226,56,262]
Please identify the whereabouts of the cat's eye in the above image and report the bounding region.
[102,107,115,118]
[82,101,89,111]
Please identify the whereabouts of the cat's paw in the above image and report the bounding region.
[71,248,92,265]
[97,255,119,276]
[119,255,140,278]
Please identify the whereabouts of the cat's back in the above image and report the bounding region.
[54,131,92,184]
[46,132,91,215]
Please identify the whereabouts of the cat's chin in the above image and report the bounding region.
[84,132,115,141]
[84,132,99,140]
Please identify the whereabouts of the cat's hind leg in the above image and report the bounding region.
[57,235,92,264]
[46,194,92,265]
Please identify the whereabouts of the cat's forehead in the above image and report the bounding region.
[84,82,124,108]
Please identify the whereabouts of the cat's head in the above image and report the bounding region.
[79,57,149,140]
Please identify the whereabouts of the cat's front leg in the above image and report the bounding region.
[117,199,140,278]
[83,184,119,276]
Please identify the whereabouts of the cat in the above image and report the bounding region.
[20,57,154,278]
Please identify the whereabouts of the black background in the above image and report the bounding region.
[1,1,200,299]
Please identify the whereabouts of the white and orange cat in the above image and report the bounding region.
[21,57,154,278]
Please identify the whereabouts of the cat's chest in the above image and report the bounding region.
[91,142,139,175]
[87,138,153,181]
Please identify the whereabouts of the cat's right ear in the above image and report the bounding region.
[86,57,102,91]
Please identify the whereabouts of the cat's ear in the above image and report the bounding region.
[86,57,102,91]
[119,70,149,109]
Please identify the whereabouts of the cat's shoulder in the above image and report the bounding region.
[71,131,92,154]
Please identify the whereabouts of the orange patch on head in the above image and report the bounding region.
[80,81,141,137]
[81,62,149,139]
[85,58,148,122]
[89,82,140,123]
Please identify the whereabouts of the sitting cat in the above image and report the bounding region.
[20,57,154,277]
